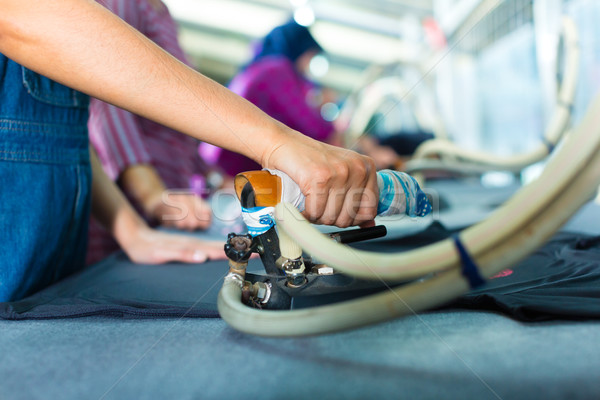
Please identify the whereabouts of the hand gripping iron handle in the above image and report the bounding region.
[234,169,431,237]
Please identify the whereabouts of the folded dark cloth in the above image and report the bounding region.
[453,232,600,321]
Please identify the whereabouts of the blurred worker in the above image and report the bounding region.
[87,0,221,265]
[0,1,378,301]
[204,19,401,176]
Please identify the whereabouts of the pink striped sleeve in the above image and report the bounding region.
[89,0,183,180]
[88,99,152,180]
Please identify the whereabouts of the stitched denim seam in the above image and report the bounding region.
[0,152,87,164]
[0,157,75,163]
[0,119,87,135]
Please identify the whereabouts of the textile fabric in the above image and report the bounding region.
[3,226,600,321]
[455,232,600,321]
[0,55,91,301]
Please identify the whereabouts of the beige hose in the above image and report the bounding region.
[405,16,579,175]
[342,76,447,147]
[218,92,600,337]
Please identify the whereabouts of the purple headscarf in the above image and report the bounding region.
[251,20,323,64]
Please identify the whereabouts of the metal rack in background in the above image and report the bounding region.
[451,0,534,54]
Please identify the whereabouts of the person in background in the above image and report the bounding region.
[87,0,221,265]
[0,0,378,302]
[204,19,401,177]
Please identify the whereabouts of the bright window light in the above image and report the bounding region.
[289,0,308,6]
[163,0,287,38]
[294,6,315,27]
[309,54,329,77]
[311,21,418,65]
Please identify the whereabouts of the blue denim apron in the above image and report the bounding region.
[0,55,91,301]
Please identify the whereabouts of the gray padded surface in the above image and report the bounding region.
[1,311,599,400]
[2,179,599,399]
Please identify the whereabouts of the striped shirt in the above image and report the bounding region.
[87,0,208,265]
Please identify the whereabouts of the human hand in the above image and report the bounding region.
[367,144,401,170]
[355,136,401,170]
[262,130,378,228]
[122,226,226,264]
[149,191,212,231]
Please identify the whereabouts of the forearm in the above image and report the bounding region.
[90,148,224,263]
[118,164,213,231]
[0,0,379,227]
[90,147,148,249]
[118,164,167,216]
[0,0,289,165]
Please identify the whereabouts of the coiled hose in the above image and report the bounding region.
[218,92,600,337]
[405,16,580,175]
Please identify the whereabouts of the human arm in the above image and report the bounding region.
[0,0,377,227]
[90,147,225,263]
[88,98,212,230]
[119,164,212,231]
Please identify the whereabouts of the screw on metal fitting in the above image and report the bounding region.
[311,264,335,275]
[224,233,254,262]
[285,273,307,288]
[224,272,244,288]
[276,256,307,287]
[279,257,304,272]
[253,281,272,304]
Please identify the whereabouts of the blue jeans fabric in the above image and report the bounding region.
[0,55,91,301]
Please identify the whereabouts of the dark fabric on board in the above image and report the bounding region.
[1,223,599,321]
[453,232,600,321]
[0,252,232,320]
